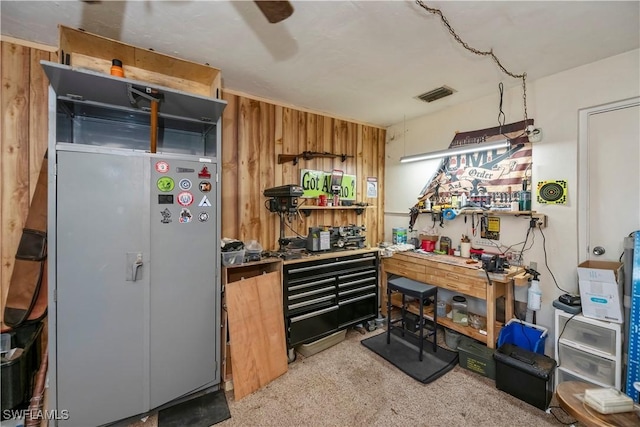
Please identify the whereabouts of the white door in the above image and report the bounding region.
[578,98,640,262]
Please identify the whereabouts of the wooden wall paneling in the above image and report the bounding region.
[376,128,386,244]
[320,116,334,226]
[334,119,353,226]
[270,105,284,249]
[258,102,277,247]
[367,126,380,245]
[278,108,300,249]
[28,49,51,199]
[357,125,368,242]
[1,42,31,325]
[237,97,268,242]
[221,92,239,241]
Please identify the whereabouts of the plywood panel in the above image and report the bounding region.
[226,271,287,400]
[1,42,31,326]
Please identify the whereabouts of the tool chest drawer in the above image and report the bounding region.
[283,250,379,349]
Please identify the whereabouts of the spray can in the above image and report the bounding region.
[527,269,542,311]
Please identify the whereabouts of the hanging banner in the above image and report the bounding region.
[416,120,534,208]
[300,169,356,200]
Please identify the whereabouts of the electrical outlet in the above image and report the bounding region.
[529,261,537,271]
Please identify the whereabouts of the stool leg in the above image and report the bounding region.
[386,286,391,345]
[432,290,437,352]
[401,293,406,338]
[419,296,424,361]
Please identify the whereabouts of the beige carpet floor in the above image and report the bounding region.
[128,327,576,427]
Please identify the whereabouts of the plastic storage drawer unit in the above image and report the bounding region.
[558,344,616,386]
[494,343,557,410]
[557,314,617,355]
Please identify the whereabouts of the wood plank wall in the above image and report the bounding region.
[0,39,385,323]
[221,92,385,252]
[1,41,56,326]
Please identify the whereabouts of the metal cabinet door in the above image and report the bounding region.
[55,149,149,426]
[149,158,219,407]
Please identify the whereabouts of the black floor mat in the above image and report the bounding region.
[158,390,230,427]
[361,328,459,383]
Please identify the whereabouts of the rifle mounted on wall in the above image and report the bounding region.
[278,151,354,165]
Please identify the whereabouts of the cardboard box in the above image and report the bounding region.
[577,261,624,323]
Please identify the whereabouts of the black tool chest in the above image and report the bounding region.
[283,250,379,348]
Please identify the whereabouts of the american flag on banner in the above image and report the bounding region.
[417,120,534,208]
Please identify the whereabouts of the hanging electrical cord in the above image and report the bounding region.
[497,82,506,132]
[415,1,528,128]
[537,224,571,294]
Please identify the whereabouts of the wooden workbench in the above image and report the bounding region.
[381,251,522,348]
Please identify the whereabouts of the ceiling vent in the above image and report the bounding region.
[415,86,455,103]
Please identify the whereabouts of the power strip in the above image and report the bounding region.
[474,238,500,247]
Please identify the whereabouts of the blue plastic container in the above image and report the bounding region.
[497,319,548,354]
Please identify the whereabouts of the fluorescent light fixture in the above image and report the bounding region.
[399,139,511,163]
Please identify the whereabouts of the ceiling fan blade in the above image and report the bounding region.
[254,1,294,24]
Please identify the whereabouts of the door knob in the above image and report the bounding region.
[592,246,605,256]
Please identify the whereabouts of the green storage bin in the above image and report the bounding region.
[457,336,495,380]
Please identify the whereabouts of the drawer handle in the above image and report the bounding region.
[288,286,335,300]
[338,293,376,306]
[287,255,374,274]
[290,305,339,323]
[339,284,376,297]
[338,269,375,280]
[288,295,334,310]
[288,278,335,291]
[338,277,375,288]
[446,273,459,280]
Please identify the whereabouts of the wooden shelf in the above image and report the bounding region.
[402,303,503,345]
[299,205,372,216]
[418,209,547,228]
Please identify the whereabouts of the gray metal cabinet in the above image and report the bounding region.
[43,61,226,426]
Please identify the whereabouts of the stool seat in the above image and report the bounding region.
[386,276,438,361]
[388,277,437,298]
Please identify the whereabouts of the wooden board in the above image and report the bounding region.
[226,271,287,400]
[58,26,221,98]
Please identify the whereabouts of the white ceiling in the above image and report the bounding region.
[1,1,639,127]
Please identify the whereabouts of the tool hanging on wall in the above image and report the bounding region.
[278,151,354,165]
[4,153,49,328]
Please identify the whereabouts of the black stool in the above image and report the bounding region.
[386,276,438,361]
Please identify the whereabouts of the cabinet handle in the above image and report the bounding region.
[288,286,335,300]
[290,305,339,323]
[446,273,459,280]
[338,293,376,306]
[288,295,335,310]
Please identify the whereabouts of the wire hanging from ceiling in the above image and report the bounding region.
[415,0,528,127]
